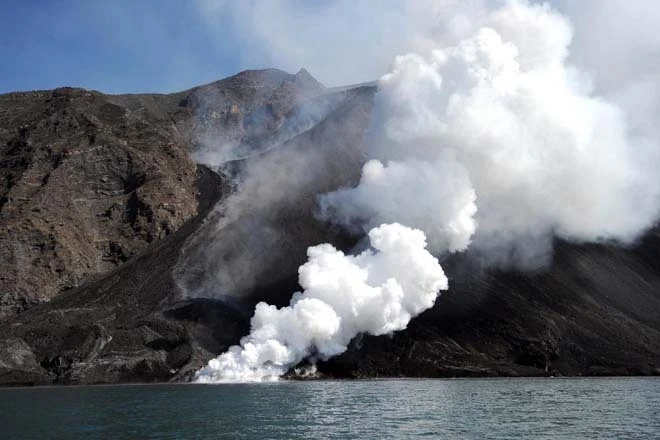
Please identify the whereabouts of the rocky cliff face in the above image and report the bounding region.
[0,69,324,318]
[0,87,195,317]
[0,69,658,385]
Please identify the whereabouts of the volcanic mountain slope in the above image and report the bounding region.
[320,233,660,378]
[0,68,324,318]
[0,69,659,385]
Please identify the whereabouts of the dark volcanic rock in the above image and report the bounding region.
[0,69,325,318]
[0,166,229,384]
[318,235,660,378]
[0,87,197,316]
[0,68,659,385]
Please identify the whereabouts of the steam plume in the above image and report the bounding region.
[320,0,660,268]
[194,223,447,382]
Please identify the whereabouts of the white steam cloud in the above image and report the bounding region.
[195,223,447,382]
[320,0,660,268]
[321,158,477,253]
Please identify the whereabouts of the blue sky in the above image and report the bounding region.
[0,0,414,94]
[0,0,252,94]
[2,1,652,95]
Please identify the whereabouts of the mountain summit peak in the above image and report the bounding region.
[295,68,324,89]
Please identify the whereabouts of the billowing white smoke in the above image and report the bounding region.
[195,0,660,382]
[320,0,660,268]
[321,158,477,253]
[194,223,447,382]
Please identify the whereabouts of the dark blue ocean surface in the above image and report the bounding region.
[1,377,659,439]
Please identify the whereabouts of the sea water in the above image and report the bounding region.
[1,377,659,439]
